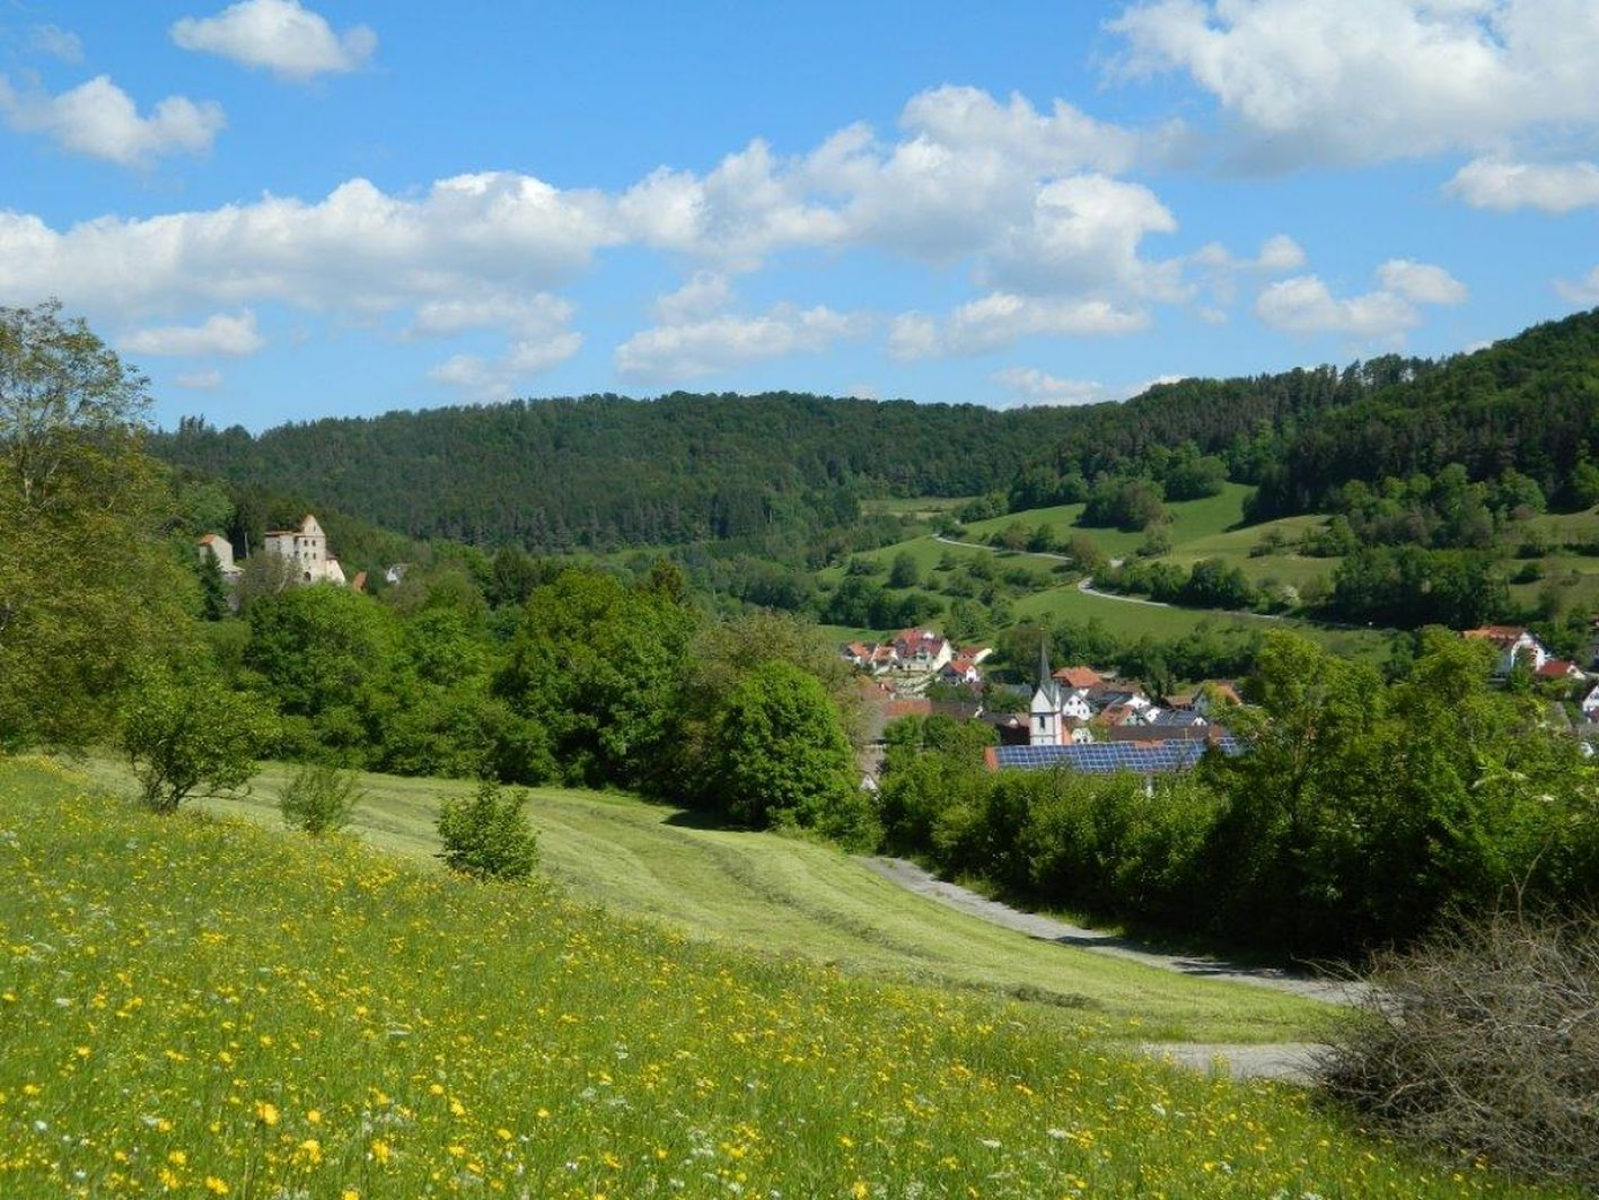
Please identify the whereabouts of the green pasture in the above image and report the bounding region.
[0,757,1546,1198]
[76,755,1329,1046]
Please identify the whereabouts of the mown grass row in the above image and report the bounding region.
[0,758,1563,1197]
[75,755,1327,1045]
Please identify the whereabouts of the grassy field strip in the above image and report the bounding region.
[78,755,1332,1045]
[4,758,1534,1198]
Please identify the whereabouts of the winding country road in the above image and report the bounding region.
[864,856,1367,1082]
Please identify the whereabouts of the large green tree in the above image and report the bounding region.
[494,568,698,790]
[0,301,195,748]
[705,659,875,848]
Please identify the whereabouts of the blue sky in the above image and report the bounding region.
[2,1,1596,430]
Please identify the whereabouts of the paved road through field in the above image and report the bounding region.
[864,855,1368,1082]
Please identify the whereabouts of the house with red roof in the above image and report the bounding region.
[1052,665,1103,689]
[1535,659,1584,682]
[893,628,952,671]
[1463,626,1551,676]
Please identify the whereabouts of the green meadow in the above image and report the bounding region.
[75,755,1324,1046]
[0,757,1560,1198]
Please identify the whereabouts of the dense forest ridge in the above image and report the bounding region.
[153,308,1599,563]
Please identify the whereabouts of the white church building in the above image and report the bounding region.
[1029,644,1095,746]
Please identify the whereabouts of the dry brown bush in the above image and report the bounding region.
[1315,911,1599,1188]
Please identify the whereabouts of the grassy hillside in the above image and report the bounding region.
[0,758,1554,1198]
[77,757,1325,1045]
[964,483,1254,558]
[817,483,1393,661]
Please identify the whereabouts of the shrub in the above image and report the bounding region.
[1316,911,1599,1188]
[279,761,364,836]
[122,668,277,814]
[436,780,539,881]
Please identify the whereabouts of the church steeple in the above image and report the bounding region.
[1030,636,1062,746]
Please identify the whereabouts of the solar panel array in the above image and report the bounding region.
[1148,710,1205,727]
[993,738,1242,774]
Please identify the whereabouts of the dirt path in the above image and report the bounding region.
[862,857,1366,1007]
[862,857,1363,1082]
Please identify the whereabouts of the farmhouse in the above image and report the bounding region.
[196,533,242,582]
[197,513,351,593]
[1463,625,1550,676]
[263,515,346,585]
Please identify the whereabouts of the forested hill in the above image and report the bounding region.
[153,367,1401,553]
[153,392,1170,551]
[152,307,1599,553]
[1248,308,1599,518]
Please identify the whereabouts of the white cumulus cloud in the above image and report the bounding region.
[1109,0,1599,168]
[427,332,583,400]
[0,172,614,318]
[890,292,1148,360]
[406,292,575,340]
[171,0,376,81]
[0,74,224,166]
[119,310,265,357]
[1555,266,1599,307]
[28,25,84,64]
[1254,276,1408,337]
[1377,259,1469,306]
[991,367,1110,406]
[616,304,865,383]
[1446,158,1599,212]
[1255,256,1466,338]
[174,369,223,390]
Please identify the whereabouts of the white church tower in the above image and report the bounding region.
[1029,639,1063,746]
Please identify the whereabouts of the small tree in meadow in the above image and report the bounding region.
[123,667,276,814]
[279,761,364,836]
[436,780,539,881]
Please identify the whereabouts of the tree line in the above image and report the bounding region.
[879,630,1599,958]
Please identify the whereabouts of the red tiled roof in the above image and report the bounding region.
[884,699,933,720]
[1052,666,1102,688]
[1464,625,1530,647]
[1536,659,1578,678]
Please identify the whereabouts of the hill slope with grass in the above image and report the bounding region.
[0,758,1551,1198]
[78,756,1325,1045]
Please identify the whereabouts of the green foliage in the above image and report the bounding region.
[154,395,1105,554]
[0,301,195,749]
[1329,545,1508,628]
[887,550,921,588]
[1081,475,1167,531]
[495,569,697,790]
[244,585,400,759]
[122,667,277,814]
[278,760,364,835]
[707,660,876,849]
[882,630,1599,957]
[435,779,539,881]
[1251,312,1599,522]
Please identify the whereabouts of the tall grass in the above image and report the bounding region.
[0,759,1558,1197]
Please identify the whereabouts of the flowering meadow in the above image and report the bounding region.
[0,758,1564,1198]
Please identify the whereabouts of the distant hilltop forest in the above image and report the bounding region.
[153,308,1599,556]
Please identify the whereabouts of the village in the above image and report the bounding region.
[843,619,1599,786]
[198,515,1599,783]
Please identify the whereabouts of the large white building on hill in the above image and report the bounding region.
[263,515,346,585]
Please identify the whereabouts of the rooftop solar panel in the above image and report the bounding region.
[993,738,1242,774]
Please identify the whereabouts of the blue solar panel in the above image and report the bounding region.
[993,738,1242,774]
